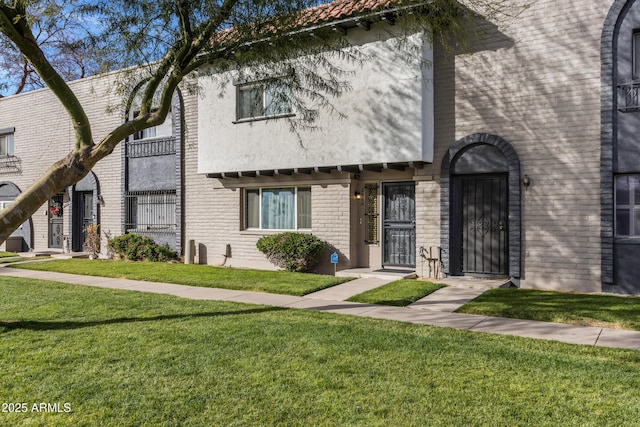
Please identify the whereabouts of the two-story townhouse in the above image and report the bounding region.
[0,75,123,253]
[0,72,186,255]
[3,0,640,295]
[188,0,640,293]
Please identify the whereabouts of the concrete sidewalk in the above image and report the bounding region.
[305,277,394,300]
[2,267,640,351]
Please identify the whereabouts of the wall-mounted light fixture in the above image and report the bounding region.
[354,191,362,200]
[522,175,531,190]
[97,194,105,205]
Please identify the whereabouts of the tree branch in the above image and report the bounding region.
[175,0,192,39]
[0,4,93,151]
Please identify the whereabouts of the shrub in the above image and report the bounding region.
[107,233,178,262]
[256,232,325,272]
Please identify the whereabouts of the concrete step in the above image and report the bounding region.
[335,268,416,281]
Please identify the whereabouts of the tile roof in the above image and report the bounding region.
[297,0,413,27]
[216,0,423,46]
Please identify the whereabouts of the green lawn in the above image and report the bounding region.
[0,257,27,264]
[1,276,640,426]
[347,279,445,306]
[10,259,351,296]
[0,251,29,263]
[457,288,640,331]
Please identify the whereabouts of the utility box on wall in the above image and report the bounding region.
[5,236,23,252]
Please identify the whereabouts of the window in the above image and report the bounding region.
[131,110,173,141]
[616,175,640,237]
[0,132,14,156]
[245,187,311,230]
[237,82,292,120]
[125,191,176,233]
[364,184,379,244]
[634,31,640,80]
[0,201,10,211]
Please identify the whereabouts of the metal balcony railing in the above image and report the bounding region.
[0,155,21,173]
[126,137,176,158]
[618,82,640,112]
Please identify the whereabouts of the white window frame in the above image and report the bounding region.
[131,109,173,141]
[244,187,311,231]
[634,30,640,80]
[615,175,640,238]
[236,81,292,121]
[0,128,15,157]
[0,201,11,210]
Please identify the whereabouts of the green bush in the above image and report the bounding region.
[107,233,178,262]
[256,232,325,272]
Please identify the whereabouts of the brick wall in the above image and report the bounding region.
[182,143,355,272]
[415,178,442,278]
[0,74,123,252]
[426,0,610,291]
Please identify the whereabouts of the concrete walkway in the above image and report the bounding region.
[408,287,488,312]
[305,277,394,300]
[2,266,640,351]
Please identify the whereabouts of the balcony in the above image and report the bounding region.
[0,155,21,174]
[618,82,640,112]
[126,137,176,158]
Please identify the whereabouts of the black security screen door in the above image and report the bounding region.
[48,194,64,249]
[383,182,416,267]
[460,175,508,275]
[73,191,94,251]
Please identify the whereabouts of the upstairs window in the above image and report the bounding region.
[245,187,310,230]
[131,109,173,141]
[616,175,640,237]
[0,129,14,156]
[237,82,292,120]
[634,31,640,80]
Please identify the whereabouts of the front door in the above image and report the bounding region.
[459,175,508,275]
[73,191,94,251]
[48,194,64,249]
[382,182,416,267]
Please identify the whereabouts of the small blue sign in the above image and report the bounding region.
[330,252,339,264]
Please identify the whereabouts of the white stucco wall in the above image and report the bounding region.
[197,24,434,174]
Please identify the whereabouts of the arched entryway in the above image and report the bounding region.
[601,0,640,292]
[67,171,99,252]
[0,181,33,251]
[441,133,521,279]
